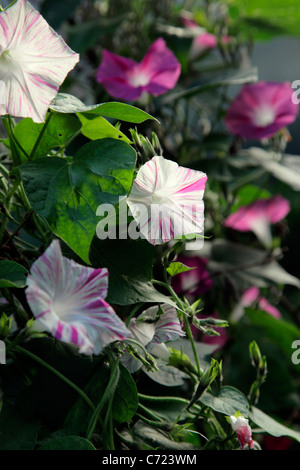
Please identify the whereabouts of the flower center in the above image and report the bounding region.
[0,49,20,78]
[253,107,275,127]
[128,69,150,88]
[152,190,173,205]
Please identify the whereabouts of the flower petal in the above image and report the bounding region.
[127,156,207,245]
[225,81,298,140]
[26,240,129,354]
[139,38,181,96]
[96,49,142,100]
[0,0,79,122]
[152,304,185,344]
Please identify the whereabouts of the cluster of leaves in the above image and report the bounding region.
[1,0,300,451]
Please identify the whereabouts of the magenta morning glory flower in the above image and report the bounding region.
[225,81,298,140]
[25,240,130,355]
[230,415,254,450]
[0,0,79,123]
[96,38,181,101]
[126,156,207,245]
[224,195,290,247]
[121,304,185,373]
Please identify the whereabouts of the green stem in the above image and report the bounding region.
[123,337,149,357]
[18,182,48,241]
[86,353,120,440]
[152,278,202,377]
[137,402,163,422]
[29,111,53,160]
[13,344,95,412]
[138,393,202,413]
[126,303,143,327]
[4,116,30,162]
[182,309,202,377]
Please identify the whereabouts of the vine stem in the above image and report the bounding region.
[86,353,120,441]
[152,278,202,377]
[12,344,95,412]
[29,110,53,160]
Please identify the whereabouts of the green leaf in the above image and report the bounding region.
[239,147,300,192]
[0,402,40,450]
[50,93,157,123]
[203,239,300,289]
[229,0,300,40]
[246,309,300,368]
[38,436,96,450]
[200,386,250,417]
[166,262,195,277]
[90,238,175,306]
[250,406,300,442]
[143,366,189,387]
[0,260,28,288]
[132,421,199,450]
[230,185,272,213]
[113,364,138,423]
[77,113,131,143]
[64,362,137,433]
[5,114,81,161]
[19,138,136,263]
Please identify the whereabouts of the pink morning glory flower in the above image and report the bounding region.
[25,240,130,355]
[224,195,290,247]
[231,286,281,321]
[0,0,79,123]
[121,304,185,373]
[96,38,181,101]
[225,81,298,140]
[242,286,281,318]
[181,15,231,59]
[230,415,254,450]
[126,156,207,245]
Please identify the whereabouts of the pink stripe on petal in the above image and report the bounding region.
[127,156,207,244]
[26,240,130,355]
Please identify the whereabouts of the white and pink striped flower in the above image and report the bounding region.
[121,304,185,373]
[230,415,254,450]
[0,0,79,123]
[126,156,207,245]
[25,240,130,355]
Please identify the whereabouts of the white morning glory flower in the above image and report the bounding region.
[0,0,79,122]
[25,240,130,355]
[121,304,185,373]
[126,156,207,245]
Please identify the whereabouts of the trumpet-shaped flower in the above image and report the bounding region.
[0,0,79,123]
[230,415,254,450]
[96,38,181,101]
[225,81,298,140]
[121,304,185,373]
[126,156,207,245]
[224,195,290,247]
[25,240,129,355]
